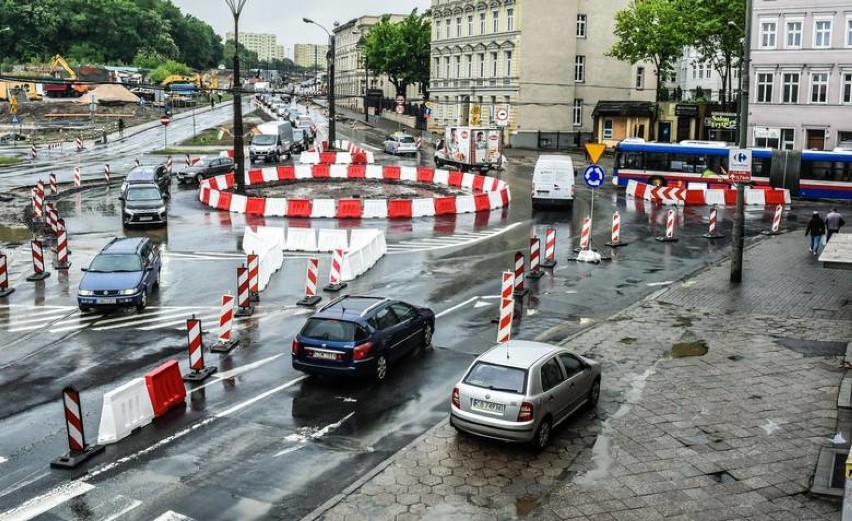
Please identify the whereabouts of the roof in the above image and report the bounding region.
[102,237,145,254]
[592,101,654,117]
[478,340,564,369]
[537,154,574,162]
[315,296,387,321]
[76,83,139,104]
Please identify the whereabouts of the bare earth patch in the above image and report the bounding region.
[244,180,464,200]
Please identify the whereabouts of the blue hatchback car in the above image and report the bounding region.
[292,295,435,382]
[77,237,161,312]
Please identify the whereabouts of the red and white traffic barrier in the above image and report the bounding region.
[580,217,592,250]
[247,253,260,302]
[54,219,71,270]
[73,167,81,188]
[166,156,173,174]
[513,251,527,297]
[656,209,679,243]
[297,257,322,306]
[50,386,104,469]
[26,239,50,281]
[49,173,57,196]
[324,248,348,292]
[103,164,111,184]
[528,237,543,279]
[235,265,254,317]
[183,316,218,381]
[497,282,514,344]
[606,211,628,247]
[211,294,239,353]
[0,253,14,297]
[541,228,557,268]
[703,207,724,239]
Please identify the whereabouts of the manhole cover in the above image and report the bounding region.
[774,338,847,358]
[709,471,737,484]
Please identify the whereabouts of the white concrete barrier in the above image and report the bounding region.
[412,198,436,217]
[456,195,476,214]
[488,190,503,210]
[400,166,418,183]
[266,198,287,217]
[362,199,388,218]
[261,167,278,184]
[97,377,154,445]
[294,164,313,179]
[243,226,285,291]
[365,165,384,180]
[311,198,336,218]
[341,229,386,282]
[230,194,247,214]
[745,188,766,206]
[626,180,639,198]
[705,190,726,205]
[317,228,349,252]
[329,164,348,179]
[286,227,318,251]
[299,152,320,164]
[433,169,450,186]
[461,173,476,191]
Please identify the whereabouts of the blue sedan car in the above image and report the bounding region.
[77,237,161,312]
[292,295,435,382]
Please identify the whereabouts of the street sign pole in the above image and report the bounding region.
[731,0,753,284]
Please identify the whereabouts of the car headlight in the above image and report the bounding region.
[78,290,94,296]
[124,208,135,215]
[118,289,137,296]
[156,206,166,214]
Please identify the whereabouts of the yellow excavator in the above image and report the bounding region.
[44,54,90,97]
[161,74,202,88]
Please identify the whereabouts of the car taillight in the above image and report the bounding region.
[291,338,300,355]
[452,387,460,408]
[518,401,534,422]
[353,342,373,361]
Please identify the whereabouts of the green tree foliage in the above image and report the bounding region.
[223,40,260,70]
[689,0,745,108]
[361,10,431,97]
[0,0,222,69]
[147,59,192,83]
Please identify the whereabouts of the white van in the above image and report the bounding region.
[531,155,576,210]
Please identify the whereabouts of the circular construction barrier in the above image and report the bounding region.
[198,164,511,219]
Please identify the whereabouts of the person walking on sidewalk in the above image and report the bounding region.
[805,211,826,254]
[825,208,845,241]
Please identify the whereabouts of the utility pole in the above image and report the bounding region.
[226,0,248,195]
[730,0,752,283]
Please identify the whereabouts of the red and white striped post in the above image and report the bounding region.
[75,135,83,151]
[26,239,50,281]
[606,211,628,247]
[656,209,679,243]
[579,216,592,250]
[541,228,557,268]
[513,251,528,297]
[166,156,173,175]
[183,315,218,381]
[492,270,515,324]
[46,202,59,235]
[762,204,783,236]
[297,257,322,307]
[34,180,44,222]
[527,237,543,279]
[497,295,514,343]
[703,207,724,239]
[103,164,111,185]
[49,386,104,469]
[0,253,14,297]
[185,154,191,168]
[247,253,260,302]
[30,143,37,159]
[73,167,81,188]
[211,295,239,353]
[324,248,348,292]
[54,219,71,270]
[49,173,57,197]
[134,157,140,167]
[234,265,254,317]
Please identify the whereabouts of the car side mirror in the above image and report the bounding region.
[118,196,125,201]
[81,266,88,272]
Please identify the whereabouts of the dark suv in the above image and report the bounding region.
[77,237,161,312]
[120,165,170,197]
[120,183,167,227]
[292,295,435,382]
[177,156,235,185]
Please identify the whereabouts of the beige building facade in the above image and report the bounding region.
[294,44,330,69]
[429,0,656,148]
[225,32,284,61]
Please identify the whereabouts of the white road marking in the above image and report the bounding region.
[436,297,480,318]
[0,481,95,521]
[0,471,49,500]
[385,223,522,254]
[273,412,355,457]
[189,354,286,393]
[152,511,195,521]
[473,300,492,308]
[0,457,6,464]
[646,281,674,287]
[101,499,143,521]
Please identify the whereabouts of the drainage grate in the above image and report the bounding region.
[709,471,737,484]
[831,451,847,489]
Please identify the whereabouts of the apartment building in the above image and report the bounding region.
[224,32,284,61]
[429,0,655,148]
[750,0,852,150]
[294,44,330,69]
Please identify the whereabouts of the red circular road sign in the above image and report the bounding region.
[160,115,171,126]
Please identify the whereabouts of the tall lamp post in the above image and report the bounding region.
[303,18,338,144]
[730,0,752,283]
[225,0,248,194]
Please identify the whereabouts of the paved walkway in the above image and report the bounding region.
[303,230,852,521]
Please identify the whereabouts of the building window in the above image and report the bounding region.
[814,19,831,48]
[492,10,499,33]
[811,72,828,103]
[478,53,485,77]
[782,72,799,103]
[445,19,451,38]
[434,57,441,79]
[572,99,583,126]
[507,9,514,31]
[468,15,473,36]
[846,16,852,47]
[760,20,777,48]
[454,56,460,78]
[466,54,472,78]
[781,129,795,151]
[756,72,773,103]
[636,67,645,89]
[444,57,451,79]
[786,20,802,48]
[842,72,852,104]
[480,13,486,34]
[504,50,512,77]
[456,17,461,38]
[692,64,697,80]
[574,55,585,82]
[491,52,498,76]
[434,20,441,40]
[576,14,587,37]
[603,119,613,140]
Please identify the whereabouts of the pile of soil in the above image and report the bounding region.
[245,179,463,200]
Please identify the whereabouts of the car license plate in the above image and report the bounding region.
[536,190,549,195]
[139,216,154,222]
[471,399,505,414]
[309,350,337,360]
[99,298,117,304]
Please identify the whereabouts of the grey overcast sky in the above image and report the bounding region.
[171,0,431,57]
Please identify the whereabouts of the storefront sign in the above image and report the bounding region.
[675,104,699,117]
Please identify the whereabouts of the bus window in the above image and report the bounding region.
[803,161,834,181]
[752,157,771,178]
[617,152,643,169]
[645,152,668,171]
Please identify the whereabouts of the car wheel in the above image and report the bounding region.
[649,176,666,187]
[588,378,600,408]
[375,354,388,382]
[195,173,204,185]
[531,417,552,451]
[421,323,433,351]
[121,219,129,229]
[136,290,147,312]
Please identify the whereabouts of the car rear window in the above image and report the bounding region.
[399,137,415,144]
[127,170,154,181]
[463,362,527,394]
[301,318,367,342]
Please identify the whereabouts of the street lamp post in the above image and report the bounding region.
[225,0,248,195]
[303,18,337,145]
[730,0,752,283]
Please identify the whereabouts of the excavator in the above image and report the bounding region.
[44,54,90,98]
[161,74,202,88]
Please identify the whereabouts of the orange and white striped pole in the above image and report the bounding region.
[297,257,322,306]
[606,211,628,247]
[656,209,679,243]
[235,265,254,317]
[703,207,724,239]
[54,219,71,270]
[528,237,543,279]
[49,173,57,196]
[541,228,557,268]
[513,251,528,297]
[324,248,348,292]
[183,315,219,381]
[73,167,81,188]
[49,386,105,469]
[497,271,515,343]
[0,252,14,297]
[103,164,111,185]
[26,239,50,281]
[211,295,239,353]
[247,253,260,302]
[579,216,592,250]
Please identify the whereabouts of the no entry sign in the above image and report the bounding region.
[160,115,171,126]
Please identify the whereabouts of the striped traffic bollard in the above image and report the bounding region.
[103,164,111,185]
[703,207,725,239]
[527,237,543,279]
[491,271,516,324]
[606,211,629,247]
[54,220,71,270]
[30,143,36,160]
[75,135,83,152]
[579,216,592,250]
[513,251,528,297]
[46,202,59,235]
[49,386,105,469]
[234,265,254,317]
[247,253,260,302]
[34,180,44,223]
[166,156,173,175]
[0,253,14,297]
[541,228,557,268]
[324,249,348,292]
[211,295,239,353]
[497,296,514,343]
[656,209,679,243]
[49,173,57,197]
[762,204,783,236]
[297,257,322,307]
[183,315,218,382]
[185,154,191,168]
[73,167,81,188]
[134,157,140,167]
[26,239,50,281]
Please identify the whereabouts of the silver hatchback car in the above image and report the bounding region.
[450,340,601,450]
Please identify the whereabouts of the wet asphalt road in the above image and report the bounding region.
[0,108,841,520]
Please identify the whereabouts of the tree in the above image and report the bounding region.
[147,59,191,83]
[607,0,691,99]
[224,40,259,71]
[362,10,431,97]
[687,0,745,109]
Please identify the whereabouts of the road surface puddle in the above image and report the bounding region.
[670,340,708,358]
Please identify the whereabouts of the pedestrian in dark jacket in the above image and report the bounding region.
[825,208,845,241]
[805,211,826,254]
